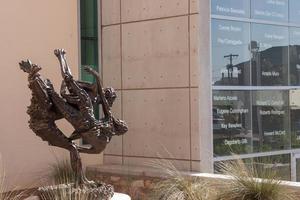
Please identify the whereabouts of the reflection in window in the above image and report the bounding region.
[251,24,288,86]
[214,154,291,180]
[290,90,300,148]
[213,91,252,156]
[289,0,300,24]
[252,154,291,180]
[290,28,300,86]
[252,91,290,152]
[251,0,288,22]
[211,0,250,18]
[212,19,250,86]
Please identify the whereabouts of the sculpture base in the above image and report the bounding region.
[37,181,114,200]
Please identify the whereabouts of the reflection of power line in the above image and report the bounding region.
[224,54,239,81]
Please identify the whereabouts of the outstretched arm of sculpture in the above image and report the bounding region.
[83,66,112,119]
[54,49,72,80]
[84,66,128,135]
[54,49,94,114]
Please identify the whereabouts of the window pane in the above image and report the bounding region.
[251,0,288,22]
[212,19,250,86]
[252,90,290,152]
[211,0,250,18]
[214,154,291,180]
[289,0,300,24]
[252,154,291,180]
[290,90,300,148]
[290,28,300,86]
[251,24,288,86]
[213,90,252,156]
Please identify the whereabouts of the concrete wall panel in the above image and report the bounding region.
[190,0,199,14]
[191,88,200,160]
[104,155,123,165]
[122,17,189,89]
[123,89,190,159]
[123,157,191,171]
[121,0,188,22]
[104,91,123,155]
[190,14,200,87]
[102,25,122,89]
[102,0,120,25]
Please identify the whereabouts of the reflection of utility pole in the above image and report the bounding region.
[224,54,239,81]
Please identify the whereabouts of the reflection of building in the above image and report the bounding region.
[215,44,290,86]
[211,0,300,182]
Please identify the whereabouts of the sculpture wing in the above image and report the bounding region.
[20,60,72,150]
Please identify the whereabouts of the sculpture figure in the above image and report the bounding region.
[19,49,128,196]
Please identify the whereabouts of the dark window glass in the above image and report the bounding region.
[251,24,288,86]
[290,90,300,148]
[211,0,250,18]
[252,90,290,152]
[80,0,99,122]
[213,91,252,156]
[80,0,99,83]
[212,19,251,86]
[289,28,300,86]
[289,0,300,24]
[251,0,288,22]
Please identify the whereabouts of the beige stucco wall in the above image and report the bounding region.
[101,0,212,172]
[0,0,101,189]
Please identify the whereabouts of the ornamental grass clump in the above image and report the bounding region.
[0,156,24,200]
[216,159,295,200]
[149,159,212,200]
[48,158,76,185]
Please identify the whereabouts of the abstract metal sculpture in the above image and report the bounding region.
[19,49,128,196]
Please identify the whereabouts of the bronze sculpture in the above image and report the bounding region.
[19,49,128,197]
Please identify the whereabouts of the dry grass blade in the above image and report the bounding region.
[148,159,212,200]
[41,158,113,200]
[216,159,295,200]
[48,158,76,185]
[0,155,25,200]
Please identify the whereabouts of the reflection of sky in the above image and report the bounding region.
[290,27,300,45]
[212,19,250,82]
[252,24,288,51]
[289,0,300,24]
[251,0,288,22]
[211,0,250,18]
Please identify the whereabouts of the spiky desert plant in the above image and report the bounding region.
[49,158,76,185]
[216,159,295,200]
[149,159,212,200]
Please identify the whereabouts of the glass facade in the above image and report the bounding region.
[211,0,300,181]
